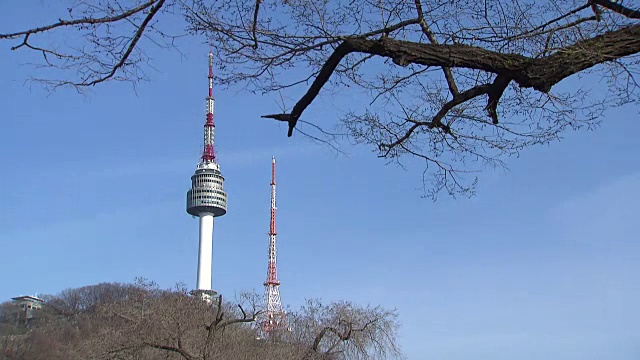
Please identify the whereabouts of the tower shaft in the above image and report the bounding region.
[196,213,214,290]
[259,157,287,337]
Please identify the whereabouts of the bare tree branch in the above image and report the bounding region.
[5,0,640,198]
[0,0,159,40]
[79,0,166,87]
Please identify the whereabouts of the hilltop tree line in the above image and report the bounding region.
[0,280,403,360]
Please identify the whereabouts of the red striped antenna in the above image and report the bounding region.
[202,44,216,163]
[258,156,288,337]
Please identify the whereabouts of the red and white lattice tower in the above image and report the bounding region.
[257,157,287,337]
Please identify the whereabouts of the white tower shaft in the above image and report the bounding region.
[197,213,214,290]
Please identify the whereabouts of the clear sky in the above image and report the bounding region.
[1,2,639,359]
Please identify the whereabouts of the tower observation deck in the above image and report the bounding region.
[186,45,228,297]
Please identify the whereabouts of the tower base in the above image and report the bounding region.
[190,289,218,304]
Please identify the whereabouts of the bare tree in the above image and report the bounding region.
[86,291,402,360]
[42,282,138,316]
[1,281,164,360]
[0,334,31,360]
[5,0,637,196]
[68,284,267,360]
[279,299,403,360]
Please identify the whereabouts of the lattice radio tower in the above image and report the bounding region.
[257,157,288,337]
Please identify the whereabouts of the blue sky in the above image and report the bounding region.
[1,2,639,359]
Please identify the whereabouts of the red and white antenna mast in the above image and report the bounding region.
[258,157,288,337]
[201,43,216,163]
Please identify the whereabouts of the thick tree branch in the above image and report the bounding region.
[310,318,378,354]
[259,17,422,137]
[264,23,640,136]
[218,304,256,328]
[349,25,640,90]
[593,0,640,19]
[262,41,355,136]
[252,0,262,49]
[203,294,256,353]
[485,74,511,124]
[414,0,459,96]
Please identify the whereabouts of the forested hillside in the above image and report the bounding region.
[0,281,402,360]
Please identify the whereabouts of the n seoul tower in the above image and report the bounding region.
[186,45,228,300]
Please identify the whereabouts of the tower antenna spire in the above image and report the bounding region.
[257,156,288,337]
[201,43,216,163]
